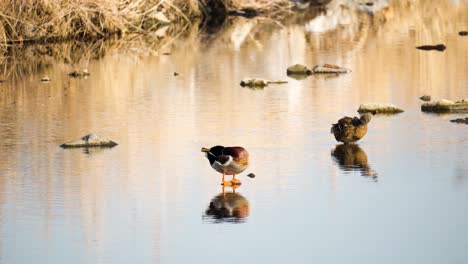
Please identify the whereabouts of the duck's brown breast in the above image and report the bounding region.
[223,147,249,166]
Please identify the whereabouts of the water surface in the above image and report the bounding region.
[0,1,467,263]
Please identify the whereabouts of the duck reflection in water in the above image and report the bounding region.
[204,186,249,223]
[331,144,377,180]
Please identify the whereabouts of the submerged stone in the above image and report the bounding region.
[240,78,269,87]
[450,117,468,124]
[357,103,404,114]
[312,64,351,74]
[419,95,431,101]
[240,78,287,88]
[421,99,468,113]
[61,133,118,148]
[286,64,312,75]
[416,44,446,51]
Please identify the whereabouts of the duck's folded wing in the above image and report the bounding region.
[223,147,249,165]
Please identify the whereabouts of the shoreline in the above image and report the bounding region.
[0,0,293,50]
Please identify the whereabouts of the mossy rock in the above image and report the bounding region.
[240,78,269,87]
[421,99,468,113]
[358,103,404,114]
[286,64,312,75]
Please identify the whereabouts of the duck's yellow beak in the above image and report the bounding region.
[201,147,210,153]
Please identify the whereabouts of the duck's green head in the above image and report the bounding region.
[201,145,224,165]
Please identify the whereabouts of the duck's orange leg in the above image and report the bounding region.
[222,173,231,186]
[232,174,241,185]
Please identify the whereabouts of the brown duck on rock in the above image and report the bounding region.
[331,113,373,143]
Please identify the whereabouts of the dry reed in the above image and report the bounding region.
[0,0,292,50]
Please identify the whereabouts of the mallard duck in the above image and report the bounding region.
[201,145,249,184]
[331,113,372,143]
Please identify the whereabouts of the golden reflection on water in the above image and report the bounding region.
[0,0,467,262]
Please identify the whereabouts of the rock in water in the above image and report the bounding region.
[459,31,468,36]
[416,44,446,51]
[61,134,118,148]
[358,103,404,114]
[421,99,468,113]
[240,78,269,88]
[450,117,468,124]
[419,95,431,101]
[312,64,351,74]
[247,173,256,178]
[240,78,287,88]
[287,64,312,75]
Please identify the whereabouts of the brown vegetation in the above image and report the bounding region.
[0,0,291,50]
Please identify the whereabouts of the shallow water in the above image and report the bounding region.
[1,0,467,263]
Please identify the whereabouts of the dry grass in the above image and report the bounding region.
[0,0,201,49]
[0,0,292,50]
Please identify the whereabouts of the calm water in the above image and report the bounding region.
[1,1,467,263]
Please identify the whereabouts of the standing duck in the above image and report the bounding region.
[201,145,249,185]
[331,113,373,143]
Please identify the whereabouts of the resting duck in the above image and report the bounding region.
[201,145,249,185]
[331,113,372,143]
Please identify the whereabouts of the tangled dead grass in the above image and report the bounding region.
[0,0,292,51]
[0,0,200,49]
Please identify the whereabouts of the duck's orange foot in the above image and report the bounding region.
[231,179,242,185]
[222,181,233,186]
[221,180,242,186]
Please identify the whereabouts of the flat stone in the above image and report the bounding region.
[61,133,118,148]
[357,103,404,114]
[421,99,468,113]
[312,64,351,74]
[287,64,312,75]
